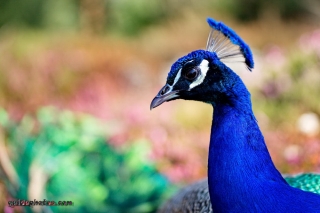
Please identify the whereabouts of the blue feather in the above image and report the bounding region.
[206,18,254,70]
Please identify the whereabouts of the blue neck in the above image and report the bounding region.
[208,95,286,211]
[206,74,320,212]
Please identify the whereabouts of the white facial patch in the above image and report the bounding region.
[189,59,209,90]
[172,68,182,87]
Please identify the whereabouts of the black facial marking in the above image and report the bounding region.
[160,84,171,95]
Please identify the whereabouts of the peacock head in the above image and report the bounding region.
[150,18,254,109]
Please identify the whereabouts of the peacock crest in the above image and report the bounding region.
[206,18,254,71]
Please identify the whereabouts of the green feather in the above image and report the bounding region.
[285,173,320,194]
[158,174,320,212]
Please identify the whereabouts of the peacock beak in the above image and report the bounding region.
[150,84,180,110]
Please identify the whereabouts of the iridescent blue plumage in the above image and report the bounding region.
[151,17,320,212]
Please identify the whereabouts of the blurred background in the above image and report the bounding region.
[0,0,320,212]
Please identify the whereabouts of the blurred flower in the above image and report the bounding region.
[260,78,291,99]
[305,138,320,159]
[264,45,286,70]
[124,104,148,125]
[109,131,129,146]
[283,144,301,165]
[261,81,281,99]
[296,112,320,136]
[149,127,168,144]
[164,165,186,183]
[299,30,320,55]
[148,127,167,159]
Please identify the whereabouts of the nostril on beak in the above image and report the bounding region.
[160,85,170,95]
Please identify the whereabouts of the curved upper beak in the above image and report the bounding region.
[150,84,180,110]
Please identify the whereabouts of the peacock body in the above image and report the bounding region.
[159,174,320,213]
[151,18,320,212]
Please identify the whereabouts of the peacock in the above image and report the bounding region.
[151,18,320,212]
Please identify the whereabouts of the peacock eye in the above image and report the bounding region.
[184,67,200,81]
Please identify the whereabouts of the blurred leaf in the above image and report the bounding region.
[1,107,172,212]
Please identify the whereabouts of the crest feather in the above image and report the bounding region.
[206,18,254,71]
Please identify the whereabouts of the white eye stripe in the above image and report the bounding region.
[171,60,194,87]
[172,68,182,87]
[189,59,209,90]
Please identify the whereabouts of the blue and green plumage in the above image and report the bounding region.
[158,173,320,213]
[151,18,320,212]
[285,173,320,194]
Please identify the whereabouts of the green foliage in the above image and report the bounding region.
[42,0,80,30]
[0,0,316,33]
[0,0,169,35]
[0,0,79,30]
[214,0,314,21]
[276,0,307,19]
[0,0,45,28]
[215,0,262,22]
[1,107,172,212]
[107,0,167,35]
